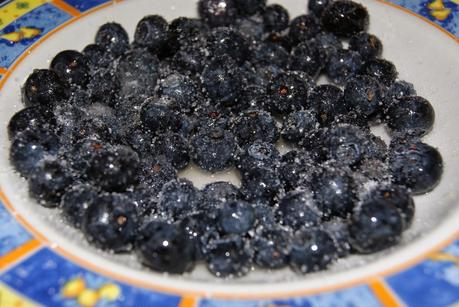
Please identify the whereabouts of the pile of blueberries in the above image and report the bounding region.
[8,0,443,278]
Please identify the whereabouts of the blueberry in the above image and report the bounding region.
[7,106,55,140]
[389,138,443,195]
[267,71,314,114]
[364,58,398,86]
[349,200,403,253]
[234,0,266,15]
[140,99,180,134]
[217,200,255,234]
[206,27,250,63]
[241,167,283,203]
[137,221,195,273]
[167,17,209,52]
[234,17,265,40]
[277,190,322,230]
[86,145,140,192]
[180,212,217,260]
[61,184,98,228]
[172,41,208,74]
[349,33,383,60]
[50,50,90,87]
[203,182,241,205]
[313,32,343,58]
[137,158,177,197]
[10,129,60,177]
[153,133,190,170]
[326,48,363,85]
[198,0,238,27]
[288,15,321,46]
[134,15,169,52]
[95,22,129,56]
[321,0,369,38]
[308,84,346,125]
[344,75,386,121]
[82,44,113,69]
[364,184,415,230]
[263,4,290,33]
[290,41,324,79]
[158,73,203,113]
[23,69,69,107]
[282,110,319,143]
[252,225,291,269]
[201,55,242,105]
[236,141,280,172]
[252,43,289,68]
[278,150,317,190]
[231,110,279,145]
[116,48,159,98]
[290,228,338,273]
[87,69,120,106]
[191,127,238,172]
[158,179,202,219]
[386,96,435,137]
[28,160,73,207]
[387,80,416,101]
[323,219,352,257]
[312,164,357,218]
[308,0,332,16]
[202,234,253,277]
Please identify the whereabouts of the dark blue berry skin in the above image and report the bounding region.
[389,138,443,195]
[282,110,319,143]
[290,228,338,273]
[137,158,177,198]
[308,84,345,125]
[236,141,280,172]
[87,69,120,106]
[116,49,159,99]
[313,32,342,58]
[252,225,291,269]
[241,167,283,203]
[153,133,190,170]
[180,211,217,260]
[95,22,129,57]
[387,81,416,101]
[50,50,90,87]
[288,15,321,46]
[234,0,266,15]
[201,56,242,105]
[86,145,140,192]
[61,184,99,228]
[308,0,332,17]
[349,33,383,61]
[82,193,139,252]
[312,165,357,219]
[7,106,55,140]
[263,4,290,33]
[320,0,369,38]
[140,100,180,135]
[234,17,265,40]
[10,129,60,178]
[344,75,386,121]
[191,127,237,172]
[290,41,324,79]
[386,96,435,137]
[158,179,202,219]
[23,69,70,107]
[252,43,290,69]
[278,150,317,191]
[203,182,241,206]
[167,17,209,52]
[364,59,398,86]
[277,190,322,230]
[206,27,250,63]
[232,110,279,146]
[137,221,195,274]
[326,49,363,85]
[28,160,74,207]
[349,200,403,254]
[267,71,314,114]
[364,184,415,230]
[217,200,255,234]
[172,40,208,74]
[82,44,113,69]
[198,0,238,27]
[323,219,352,257]
[158,73,203,113]
[202,234,253,278]
[134,15,169,53]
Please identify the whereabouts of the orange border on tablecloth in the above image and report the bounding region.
[0,0,458,301]
[51,0,82,17]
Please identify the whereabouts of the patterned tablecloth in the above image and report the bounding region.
[0,1,458,307]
